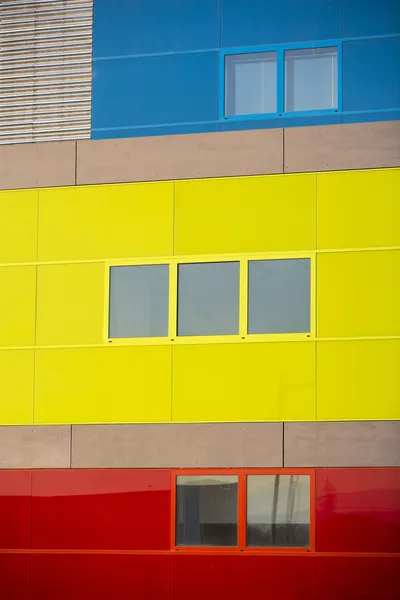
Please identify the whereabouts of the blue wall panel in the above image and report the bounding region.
[93,0,220,57]
[91,124,219,140]
[221,0,342,47]
[343,0,400,37]
[343,38,400,111]
[342,111,400,123]
[92,53,220,130]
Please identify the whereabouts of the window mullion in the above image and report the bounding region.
[238,473,247,550]
[168,260,178,340]
[277,47,285,114]
[239,259,248,337]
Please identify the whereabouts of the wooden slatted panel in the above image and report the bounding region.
[0,0,93,144]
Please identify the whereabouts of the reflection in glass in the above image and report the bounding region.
[109,264,169,338]
[225,52,277,116]
[176,475,238,546]
[247,475,310,547]
[248,258,310,334]
[285,47,338,112]
[177,262,240,336]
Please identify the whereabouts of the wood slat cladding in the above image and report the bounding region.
[0,0,93,144]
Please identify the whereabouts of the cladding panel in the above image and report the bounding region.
[172,342,316,423]
[343,0,400,37]
[92,53,219,129]
[316,468,400,553]
[36,263,105,346]
[284,122,400,173]
[221,0,342,47]
[317,168,400,249]
[284,421,400,467]
[30,554,170,600]
[77,129,283,185]
[0,190,38,263]
[343,38,400,111]
[175,174,316,255]
[0,470,31,550]
[171,555,316,600]
[38,182,174,262]
[31,469,170,550]
[0,266,36,347]
[0,425,71,469]
[0,554,29,600]
[317,250,400,338]
[317,556,400,600]
[93,0,220,56]
[317,340,400,421]
[34,346,172,425]
[0,350,34,425]
[71,422,283,468]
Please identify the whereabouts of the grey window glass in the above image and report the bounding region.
[285,47,338,112]
[176,475,238,547]
[225,52,277,116]
[109,265,169,338]
[248,259,310,334]
[247,475,310,548]
[177,262,239,336]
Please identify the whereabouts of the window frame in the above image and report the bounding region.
[104,252,316,346]
[220,40,343,121]
[170,468,316,554]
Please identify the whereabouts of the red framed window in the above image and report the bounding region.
[171,469,315,553]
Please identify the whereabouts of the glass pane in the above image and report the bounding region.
[176,475,238,547]
[285,47,338,112]
[177,262,239,336]
[109,265,169,338]
[225,52,277,116]
[247,475,310,548]
[248,259,310,334]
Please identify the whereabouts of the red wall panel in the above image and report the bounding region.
[317,557,400,600]
[171,555,316,600]
[0,470,31,549]
[316,468,400,552]
[30,554,169,600]
[31,469,171,550]
[0,554,30,600]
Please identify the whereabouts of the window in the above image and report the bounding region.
[107,255,312,341]
[285,47,338,112]
[177,262,240,336]
[109,265,169,338]
[225,52,277,116]
[247,475,310,548]
[173,470,312,551]
[176,475,238,547]
[223,44,339,118]
[248,258,310,334]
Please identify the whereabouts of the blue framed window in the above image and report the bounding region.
[221,42,342,120]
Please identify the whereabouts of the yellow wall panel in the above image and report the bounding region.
[317,340,400,421]
[0,266,36,347]
[317,250,400,337]
[0,350,34,425]
[0,190,38,263]
[175,174,316,255]
[36,263,105,346]
[172,342,315,422]
[38,182,174,262]
[317,168,400,250]
[34,346,171,424]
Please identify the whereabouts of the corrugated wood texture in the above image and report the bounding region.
[0,0,93,144]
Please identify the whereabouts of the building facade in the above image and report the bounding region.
[0,1,399,598]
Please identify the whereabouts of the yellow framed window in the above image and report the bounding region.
[105,253,315,346]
